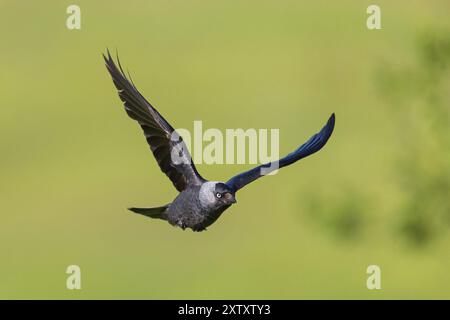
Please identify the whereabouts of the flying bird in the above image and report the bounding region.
[103,51,335,232]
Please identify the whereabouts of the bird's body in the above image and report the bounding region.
[132,182,234,231]
[104,51,335,232]
[167,186,206,230]
[168,183,231,231]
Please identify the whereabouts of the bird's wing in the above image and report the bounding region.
[104,51,204,192]
[226,113,335,192]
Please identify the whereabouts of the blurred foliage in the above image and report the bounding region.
[420,32,450,71]
[303,188,369,241]
[375,31,450,246]
[303,30,450,249]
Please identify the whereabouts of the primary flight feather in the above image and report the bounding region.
[104,51,335,232]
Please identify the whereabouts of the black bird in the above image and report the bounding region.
[104,52,335,232]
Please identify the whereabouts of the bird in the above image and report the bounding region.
[103,51,335,232]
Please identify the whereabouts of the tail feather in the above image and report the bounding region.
[128,205,169,220]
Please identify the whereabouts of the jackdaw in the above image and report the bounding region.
[103,52,335,232]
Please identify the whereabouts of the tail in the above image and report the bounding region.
[128,205,169,220]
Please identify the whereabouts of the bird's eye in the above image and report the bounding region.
[216,193,222,198]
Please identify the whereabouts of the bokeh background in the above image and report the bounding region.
[1,1,449,299]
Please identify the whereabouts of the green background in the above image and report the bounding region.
[1,1,449,299]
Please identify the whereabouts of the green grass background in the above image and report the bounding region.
[0,1,449,299]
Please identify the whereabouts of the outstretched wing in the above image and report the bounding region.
[103,51,204,192]
[226,113,335,192]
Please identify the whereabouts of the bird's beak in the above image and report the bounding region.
[225,192,237,204]
[231,196,237,204]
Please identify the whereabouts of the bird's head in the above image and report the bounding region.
[213,182,237,206]
[199,181,237,209]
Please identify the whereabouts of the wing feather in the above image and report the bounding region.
[104,51,204,191]
[226,113,335,192]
